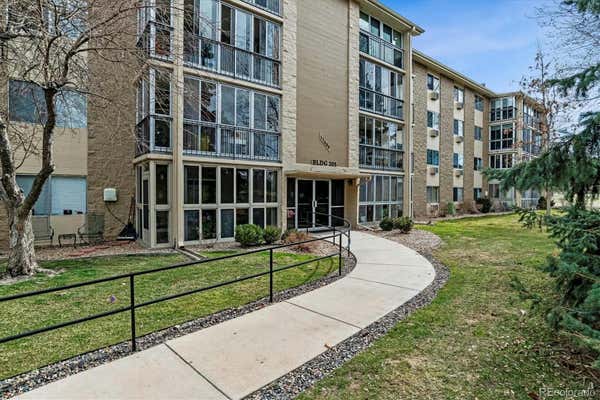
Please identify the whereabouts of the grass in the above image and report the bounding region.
[299,214,598,400]
[0,249,338,380]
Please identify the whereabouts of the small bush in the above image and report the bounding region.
[379,217,394,231]
[446,202,456,216]
[235,224,264,247]
[393,216,414,233]
[476,197,492,213]
[283,230,316,253]
[263,225,282,244]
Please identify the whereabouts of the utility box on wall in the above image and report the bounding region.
[103,188,118,202]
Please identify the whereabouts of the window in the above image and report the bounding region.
[474,126,482,141]
[202,166,217,204]
[236,169,249,203]
[359,115,404,170]
[156,211,170,244]
[136,68,172,153]
[359,59,404,119]
[453,119,464,136]
[490,124,514,150]
[427,186,439,203]
[221,168,235,203]
[358,12,402,68]
[426,149,439,166]
[185,210,200,241]
[427,74,440,92]
[475,95,484,112]
[253,169,265,203]
[474,157,483,171]
[453,187,464,202]
[16,175,87,216]
[427,111,440,130]
[489,183,500,199]
[489,153,514,169]
[359,175,403,223]
[155,165,169,205]
[453,153,464,169]
[453,86,464,103]
[9,80,87,128]
[474,188,482,200]
[490,96,516,121]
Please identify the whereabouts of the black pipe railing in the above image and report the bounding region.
[0,212,351,353]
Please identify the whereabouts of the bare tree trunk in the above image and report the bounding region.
[546,190,553,216]
[6,207,38,277]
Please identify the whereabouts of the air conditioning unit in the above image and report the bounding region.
[455,101,464,110]
[455,135,464,143]
[454,169,464,177]
[429,91,440,100]
[428,166,439,175]
[429,128,439,138]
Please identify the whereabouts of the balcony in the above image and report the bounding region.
[240,0,281,15]
[136,115,172,157]
[183,122,280,162]
[137,21,173,61]
[184,35,281,88]
[359,31,403,69]
[490,106,517,122]
[360,88,404,120]
[359,146,404,171]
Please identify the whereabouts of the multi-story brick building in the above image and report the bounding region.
[1,0,543,249]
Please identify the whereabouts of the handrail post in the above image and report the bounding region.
[129,275,137,352]
[332,226,336,246]
[338,233,342,276]
[269,248,274,303]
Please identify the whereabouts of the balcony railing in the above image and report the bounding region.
[137,21,173,61]
[359,146,404,171]
[183,122,280,162]
[184,35,281,88]
[240,0,281,15]
[360,88,404,120]
[359,31,403,69]
[136,115,172,157]
[490,106,517,122]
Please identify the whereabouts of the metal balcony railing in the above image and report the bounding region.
[240,0,281,15]
[184,35,281,88]
[359,146,404,171]
[359,88,404,120]
[359,31,403,69]
[183,122,281,162]
[136,115,172,156]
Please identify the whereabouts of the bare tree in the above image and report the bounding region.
[0,0,145,277]
[519,46,575,215]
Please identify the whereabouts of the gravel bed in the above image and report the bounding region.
[0,254,356,399]
[245,235,449,400]
[370,228,443,254]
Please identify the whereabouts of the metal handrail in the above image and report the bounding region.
[0,213,351,354]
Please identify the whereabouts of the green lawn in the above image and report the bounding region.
[300,214,598,400]
[0,250,338,380]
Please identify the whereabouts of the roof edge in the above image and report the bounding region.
[364,0,425,35]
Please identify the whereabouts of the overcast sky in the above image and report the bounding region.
[384,0,553,93]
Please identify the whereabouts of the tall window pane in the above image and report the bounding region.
[253,169,265,203]
[155,165,169,205]
[202,166,216,204]
[221,209,234,238]
[236,89,250,127]
[201,82,216,122]
[184,165,199,204]
[202,209,217,239]
[221,168,234,203]
[237,169,249,203]
[254,93,266,130]
[184,210,200,241]
[266,170,277,202]
[221,86,235,125]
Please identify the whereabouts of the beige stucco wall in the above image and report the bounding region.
[296,0,350,168]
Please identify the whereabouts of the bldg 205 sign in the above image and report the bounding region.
[311,159,337,167]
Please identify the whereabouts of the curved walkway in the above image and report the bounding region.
[18,231,435,400]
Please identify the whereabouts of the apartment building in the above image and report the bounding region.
[0,0,543,249]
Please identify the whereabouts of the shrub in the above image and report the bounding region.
[476,197,492,213]
[393,216,414,233]
[379,217,394,231]
[263,225,282,244]
[446,202,456,216]
[283,230,316,253]
[234,224,264,247]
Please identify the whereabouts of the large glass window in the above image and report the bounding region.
[155,165,169,205]
[253,169,265,203]
[221,168,235,203]
[359,115,404,170]
[426,149,439,166]
[359,174,403,223]
[489,153,514,169]
[359,59,404,119]
[236,169,249,203]
[490,96,516,121]
[475,95,484,112]
[136,68,172,154]
[9,80,87,128]
[202,166,217,204]
[427,186,439,203]
[490,124,514,150]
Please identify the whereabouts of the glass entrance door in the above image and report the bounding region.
[315,180,330,228]
[297,180,314,229]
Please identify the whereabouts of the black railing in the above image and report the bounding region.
[360,88,404,120]
[359,146,404,171]
[359,31,403,69]
[0,213,351,353]
[184,35,281,88]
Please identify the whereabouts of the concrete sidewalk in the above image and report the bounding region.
[18,231,435,400]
